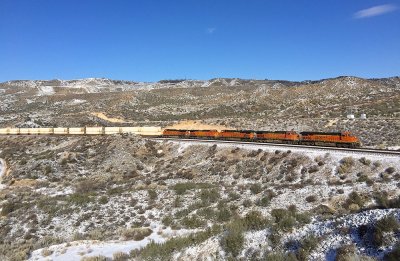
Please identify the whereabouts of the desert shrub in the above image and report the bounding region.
[229,192,241,201]
[256,196,270,207]
[359,157,371,166]
[181,215,206,229]
[385,167,396,174]
[162,215,174,226]
[216,207,232,222]
[137,226,221,260]
[335,244,356,261]
[344,191,364,210]
[198,207,217,220]
[67,193,93,205]
[243,211,269,230]
[271,209,296,231]
[98,196,108,204]
[306,195,317,203]
[81,256,108,261]
[147,190,157,201]
[199,188,220,204]
[337,157,355,174]
[373,161,381,168]
[372,215,399,247]
[75,179,104,193]
[376,215,399,232]
[308,165,319,173]
[44,165,52,174]
[220,220,245,257]
[384,243,400,261]
[295,212,312,225]
[264,251,286,261]
[242,199,252,207]
[41,248,53,257]
[172,182,212,195]
[1,201,16,216]
[121,228,152,241]
[250,183,262,194]
[113,251,129,261]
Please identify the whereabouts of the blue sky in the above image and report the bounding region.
[0,0,399,82]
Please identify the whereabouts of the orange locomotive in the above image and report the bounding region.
[162,129,361,148]
[300,131,360,148]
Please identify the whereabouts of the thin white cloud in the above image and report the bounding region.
[354,4,397,19]
[206,27,216,34]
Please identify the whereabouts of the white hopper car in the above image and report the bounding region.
[0,127,162,136]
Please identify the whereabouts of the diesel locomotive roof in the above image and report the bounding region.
[300,132,343,135]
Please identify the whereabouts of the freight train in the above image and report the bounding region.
[162,129,361,148]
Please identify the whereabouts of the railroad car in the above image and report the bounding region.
[54,128,69,135]
[218,130,255,140]
[69,127,85,135]
[38,128,54,135]
[255,131,301,144]
[163,129,189,138]
[187,130,219,139]
[19,128,30,135]
[9,128,20,135]
[105,127,121,135]
[86,127,104,135]
[300,131,360,148]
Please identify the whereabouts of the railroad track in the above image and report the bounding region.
[151,138,400,158]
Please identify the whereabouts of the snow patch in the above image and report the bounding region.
[37,86,55,96]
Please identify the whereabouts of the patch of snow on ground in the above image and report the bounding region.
[286,209,400,261]
[69,99,87,105]
[37,86,55,96]
[29,224,195,261]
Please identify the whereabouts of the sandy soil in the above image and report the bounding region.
[91,112,129,123]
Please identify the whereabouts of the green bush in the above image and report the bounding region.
[147,189,157,201]
[181,215,206,229]
[256,196,270,207]
[67,193,93,205]
[1,201,16,216]
[172,182,212,195]
[337,157,355,174]
[81,255,108,261]
[113,251,129,261]
[98,196,108,204]
[137,226,221,260]
[250,183,262,194]
[376,215,399,232]
[384,243,400,261]
[243,211,269,230]
[220,220,245,257]
[385,167,396,174]
[199,188,220,204]
[121,228,152,241]
[162,215,174,226]
[359,157,371,166]
[306,195,317,203]
[344,191,364,210]
[216,207,232,222]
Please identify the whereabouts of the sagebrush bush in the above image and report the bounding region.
[181,215,206,229]
[121,228,152,241]
[220,220,245,257]
[359,157,371,166]
[113,251,129,261]
[306,195,317,203]
[249,183,262,194]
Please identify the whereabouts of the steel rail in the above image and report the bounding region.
[150,137,400,157]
